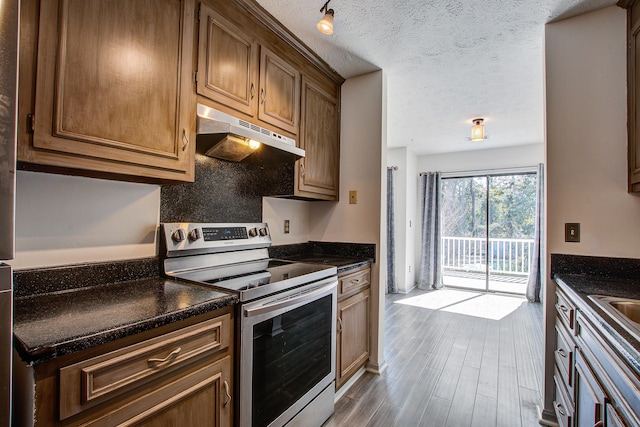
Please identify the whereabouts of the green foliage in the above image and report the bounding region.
[441,174,536,239]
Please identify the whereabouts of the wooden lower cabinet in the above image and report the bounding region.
[552,286,640,427]
[336,266,370,389]
[20,308,233,427]
[80,355,231,427]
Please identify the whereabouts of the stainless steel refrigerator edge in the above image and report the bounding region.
[0,0,18,425]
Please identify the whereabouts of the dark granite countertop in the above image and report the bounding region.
[13,276,237,364]
[277,255,371,274]
[269,241,375,274]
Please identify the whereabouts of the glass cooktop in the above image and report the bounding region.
[170,259,336,302]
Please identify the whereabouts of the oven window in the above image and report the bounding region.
[252,294,333,427]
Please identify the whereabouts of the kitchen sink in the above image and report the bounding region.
[589,295,640,342]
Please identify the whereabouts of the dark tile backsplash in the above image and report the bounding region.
[269,241,376,262]
[160,154,293,223]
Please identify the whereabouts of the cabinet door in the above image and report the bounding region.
[629,4,640,192]
[80,356,232,427]
[197,3,258,117]
[258,47,300,134]
[297,77,340,200]
[336,289,370,389]
[574,351,606,427]
[607,403,629,427]
[27,0,195,182]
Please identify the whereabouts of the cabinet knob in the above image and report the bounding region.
[557,348,567,358]
[555,402,566,416]
[300,161,305,177]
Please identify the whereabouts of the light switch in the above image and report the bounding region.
[565,223,580,242]
[349,190,358,204]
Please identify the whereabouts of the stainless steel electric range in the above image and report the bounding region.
[160,222,338,427]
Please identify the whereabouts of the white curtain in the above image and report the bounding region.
[417,172,443,289]
[526,163,544,302]
[386,167,398,293]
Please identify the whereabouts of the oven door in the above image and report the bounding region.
[240,276,337,427]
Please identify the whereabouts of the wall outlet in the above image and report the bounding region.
[349,190,358,204]
[565,223,580,242]
[284,219,290,234]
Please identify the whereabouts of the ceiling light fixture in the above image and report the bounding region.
[317,0,334,35]
[471,118,485,141]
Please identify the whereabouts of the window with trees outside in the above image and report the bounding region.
[440,173,536,294]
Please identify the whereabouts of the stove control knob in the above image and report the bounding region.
[248,227,258,237]
[189,228,202,242]
[259,227,269,236]
[171,228,186,243]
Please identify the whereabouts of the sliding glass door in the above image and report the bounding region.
[441,173,536,294]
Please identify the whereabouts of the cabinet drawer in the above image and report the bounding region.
[553,372,574,427]
[78,355,232,427]
[339,267,370,297]
[554,322,575,391]
[59,314,230,419]
[556,290,576,333]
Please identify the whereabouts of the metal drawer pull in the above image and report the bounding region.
[555,402,566,416]
[300,162,305,177]
[250,83,255,99]
[181,129,189,151]
[557,304,569,313]
[337,317,343,333]
[557,348,567,358]
[148,347,181,367]
[223,380,232,406]
[260,88,266,104]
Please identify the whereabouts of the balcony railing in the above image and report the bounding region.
[442,236,535,276]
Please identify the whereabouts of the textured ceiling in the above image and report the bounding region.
[257,0,618,155]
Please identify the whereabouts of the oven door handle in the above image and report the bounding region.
[243,279,337,318]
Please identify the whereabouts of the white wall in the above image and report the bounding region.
[387,147,417,293]
[12,171,160,269]
[262,197,311,245]
[417,143,544,173]
[310,71,387,373]
[543,5,633,420]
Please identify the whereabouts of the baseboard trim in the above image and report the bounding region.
[365,361,387,375]
[334,367,367,401]
[537,405,558,426]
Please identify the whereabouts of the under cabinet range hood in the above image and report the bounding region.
[196,104,304,164]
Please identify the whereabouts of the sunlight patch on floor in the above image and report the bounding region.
[394,289,526,320]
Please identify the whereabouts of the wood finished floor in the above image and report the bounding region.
[324,287,544,427]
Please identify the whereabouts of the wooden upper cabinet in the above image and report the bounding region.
[258,47,301,135]
[629,2,640,192]
[21,0,196,183]
[297,77,340,200]
[197,4,258,117]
